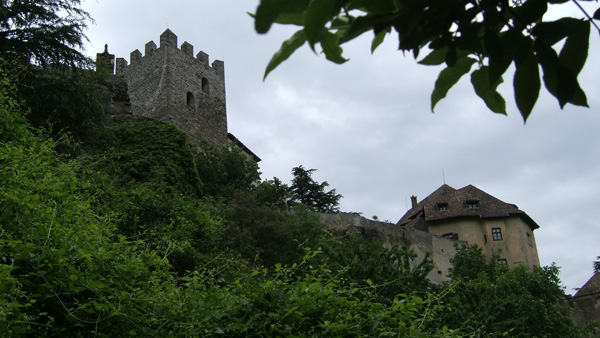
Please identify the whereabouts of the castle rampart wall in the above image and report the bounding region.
[319,212,458,284]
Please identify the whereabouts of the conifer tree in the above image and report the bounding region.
[0,0,91,66]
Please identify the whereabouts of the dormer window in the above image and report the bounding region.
[437,203,448,212]
[466,200,479,209]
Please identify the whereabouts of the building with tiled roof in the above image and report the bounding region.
[397,184,540,268]
[575,272,600,299]
[562,272,600,325]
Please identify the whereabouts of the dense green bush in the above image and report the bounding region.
[2,61,591,336]
[430,243,587,337]
[195,140,261,199]
[0,91,453,336]
[90,121,202,196]
[313,234,435,303]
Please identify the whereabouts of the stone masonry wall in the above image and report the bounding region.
[319,212,458,284]
[115,29,228,147]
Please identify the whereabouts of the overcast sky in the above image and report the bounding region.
[81,0,599,293]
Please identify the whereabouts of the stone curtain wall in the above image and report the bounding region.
[116,29,228,147]
[319,212,458,284]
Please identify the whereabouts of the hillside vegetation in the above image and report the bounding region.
[1,62,596,337]
[0,0,597,334]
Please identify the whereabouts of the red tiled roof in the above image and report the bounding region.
[397,184,539,230]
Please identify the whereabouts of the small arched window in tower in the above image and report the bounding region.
[202,77,209,94]
[186,91,195,108]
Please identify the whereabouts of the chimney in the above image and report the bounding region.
[410,195,418,209]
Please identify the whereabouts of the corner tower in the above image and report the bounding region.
[114,29,228,146]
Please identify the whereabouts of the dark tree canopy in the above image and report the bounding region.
[253,0,600,121]
[289,165,342,213]
[437,243,585,337]
[0,0,91,66]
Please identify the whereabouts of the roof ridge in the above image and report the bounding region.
[574,272,600,298]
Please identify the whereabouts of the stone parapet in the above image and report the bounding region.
[319,212,459,284]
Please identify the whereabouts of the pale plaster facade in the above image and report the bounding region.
[397,184,540,268]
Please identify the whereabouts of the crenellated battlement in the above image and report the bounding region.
[99,29,229,147]
[114,29,224,77]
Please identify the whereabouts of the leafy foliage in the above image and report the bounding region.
[434,243,584,337]
[2,58,593,336]
[195,140,261,199]
[289,165,342,213]
[8,63,109,144]
[253,0,599,121]
[314,234,435,302]
[90,120,202,196]
[0,81,454,336]
[448,241,496,281]
[0,0,91,67]
[254,177,290,210]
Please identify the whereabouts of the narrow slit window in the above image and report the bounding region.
[186,92,195,108]
[202,77,209,94]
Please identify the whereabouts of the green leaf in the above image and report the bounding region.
[304,0,338,50]
[471,66,507,115]
[535,42,588,108]
[445,47,457,67]
[418,47,448,66]
[254,0,311,32]
[339,15,381,45]
[513,50,540,122]
[275,12,306,25]
[431,57,477,112]
[321,32,348,64]
[485,29,507,85]
[532,18,579,46]
[264,30,307,80]
[371,29,387,53]
[255,0,292,34]
[558,20,590,76]
[484,29,503,65]
[512,0,548,26]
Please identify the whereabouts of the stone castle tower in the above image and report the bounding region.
[97,29,229,147]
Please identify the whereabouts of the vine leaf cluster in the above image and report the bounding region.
[254,0,600,121]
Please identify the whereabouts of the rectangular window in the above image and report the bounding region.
[527,233,532,247]
[438,203,448,212]
[491,227,503,241]
[497,259,508,265]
